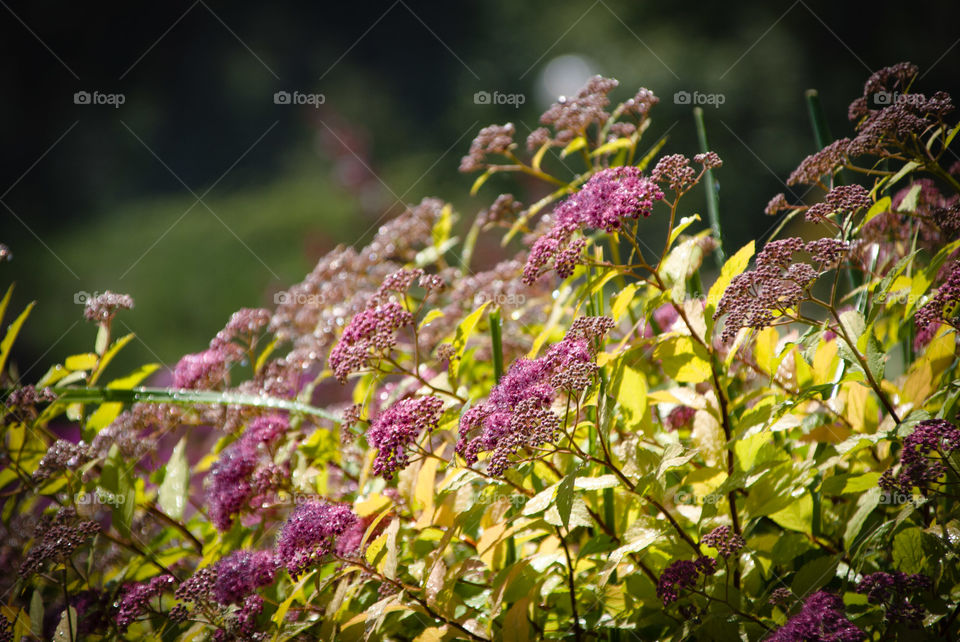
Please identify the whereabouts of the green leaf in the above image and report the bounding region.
[51,386,340,422]
[90,333,136,384]
[590,137,633,157]
[893,527,925,574]
[158,437,189,519]
[610,283,637,322]
[612,365,647,424]
[101,446,135,537]
[0,301,34,376]
[843,487,880,550]
[885,160,920,190]
[448,301,490,380]
[65,353,98,371]
[652,336,712,383]
[862,196,892,226]
[668,214,702,247]
[470,168,495,196]
[503,597,531,642]
[560,136,587,158]
[53,606,77,642]
[769,493,813,533]
[29,590,43,638]
[556,468,578,530]
[707,241,754,316]
[418,308,445,330]
[635,135,668,172]
[791,555,839,597]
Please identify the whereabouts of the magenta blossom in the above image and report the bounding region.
[275,501,359,579]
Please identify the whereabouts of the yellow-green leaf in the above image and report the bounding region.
[65,353,98,372]
[560,136,587,158]
[448,301,490,380]
[0,301,34,375]
[158,437,189,519]
[653,336,712,383]
[610,284,637,322]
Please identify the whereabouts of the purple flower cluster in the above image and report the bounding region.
[879,418,960,495]
[769,587,793,606]
[275,501,359,579]
[666,405,696,431]
[787,139,851,186]
[457,317,613,475]
[528,76,620,148]
[33,438,90,481]
[18,508,100,578]
[805,185,872,222]
[459,123,516,172]
[329,302,413,382]
[715,238,831,342]
[213,550,278,605]
[656,557,717,605]
[115,574,175,632]
[207,414,289,531]
[172,346,234,390]
[650,153,717,192]
[767,591,864,642]
[914,261,960,348]
[82,290,134,324]
[523,167,663,284]
[367,395,444,479]
[700,525,745,558]
[856,571,930,625]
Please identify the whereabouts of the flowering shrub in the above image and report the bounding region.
[2,65,960,640]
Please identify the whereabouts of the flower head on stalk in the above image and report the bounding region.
[275,501,359,579]
[456,317,613,475]
[914,261,960,349]
[329,301,413,382]
[523,167,663,284]
[856,571,930,626]
[767,591,864,642]
[656,557,717,605]
[367,395,444,479]
[879,418,960,495]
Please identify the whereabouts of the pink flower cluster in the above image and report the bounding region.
[367,395,444,479]
[456,316,614,475]
[275,501,359,579]
[207,414,289,531]
[523,167,663,284]
[329,301,413,382]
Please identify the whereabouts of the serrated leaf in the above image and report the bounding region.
[522,483,558,516]
[893,527,925,574]
[158,437,189,519]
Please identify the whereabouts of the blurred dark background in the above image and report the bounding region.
[2,0,959,378]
